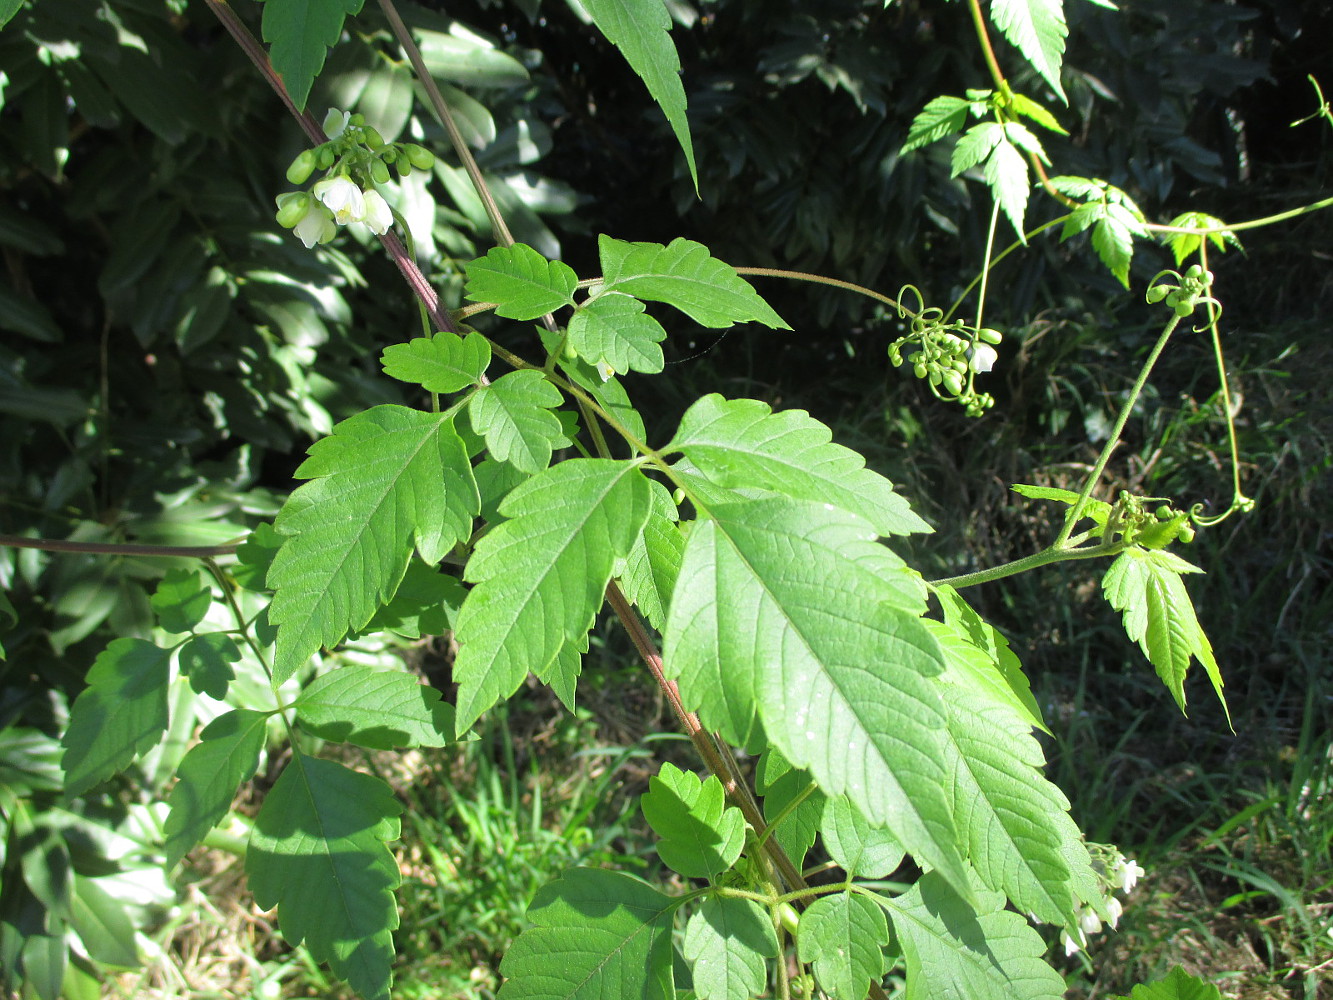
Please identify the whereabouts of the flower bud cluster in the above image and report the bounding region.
[888,314,1001,417]
[274,108,436,249]
[1145,263,1219,321]
[1060,846,1147,957]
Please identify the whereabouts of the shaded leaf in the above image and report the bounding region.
[164,709,267,868]
[599,236,788,330]
[821,796,904,879]
[178,632,240,700]
[69,875,138,968]
[468,369,567,473]
[294,665,455,749]
[619,478,684,630]
[355,560,466,639]
[248,754,402,1000]
[890,871,1065,1000]
[262,0,365,110]
[498,867,676,1000]
[684,897,777,1000]
[797,893,890,1000]
[267,406,479,682]
[62,639,171,797]
[150,568,211,634]
[381,331,491,394]
[758,752,825,870]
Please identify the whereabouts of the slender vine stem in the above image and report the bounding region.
[0,534,239,558]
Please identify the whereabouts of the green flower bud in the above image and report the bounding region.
[286,149,318,185]
[275,191,311,228]
[942,370,963,395]
[978,327,1003,345]
[362,126,386,150]
[913,362,927,379]
[370,158,391,185]
[395,157,413,177]
[316,147,336,169]
[1146,285,1171,304]
[1174,300,1194,317]
[405,143,436,170]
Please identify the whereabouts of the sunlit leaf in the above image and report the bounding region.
[464,243,578,320]
[640,762,745,880]
[684,897,777,1000]
[467,370,567,473]
[569,291,667,375]
[164,709,267,867]
[797,892,890,1000]
[989,0,1069,102]
[293,665,455,749]
[381,331,491,394]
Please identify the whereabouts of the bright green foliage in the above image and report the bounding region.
[1163,212,1241,266]
[261,0,365,110]
[580,0,697,189]
[1049,177,1150,287]
[951,122,1046,239]
[381,331,492,394]
[821,796,904,879]
[497,868,677,1000]
[1111,967,1224,1000]
[1007,92,1068,134]
[640,762,746,880]
[569,291,668,374]
[452,459,651,730]
[619,479,684,630]
[758,752,825,870]
[150,568,212,633]
[467,370,568,473]
[267,405,479,682]
[293,664,455,748]
[683,897,778,1000]
[464,243,578,320]
[164,708,268,868]
[901,95,983,153]
[664,498,971,899]
[178,632,240,700]
[69,874,139,968]
[247,753,402,1000]
[891,872,1066,1000]
[989,0,1069,102]
[598,236,789,330]
[61,638,172,797]
[1012,482,1113,534]
[668,393,931,538]
[796,892,890,1000]
[1102,548,1229,720]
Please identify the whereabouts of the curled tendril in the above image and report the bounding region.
[897,284,926,320]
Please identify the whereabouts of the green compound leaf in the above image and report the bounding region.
[294,665,455,749]
[598,236,789,330]
[354,560,466,640]
[267,405,479,683]
[901,95,976,153]
[468,369,568,474]
[381,331,491,394]
[684,897,778,1000]
[62,638,172,797]
[248,753,402,1000]
[1008,92,1067,134]
[985,136,1032,241]
[569,291,668,375]
[890,871,1065,1000]
[663,499,971,901]
[821,796,904,879]
[262,0,365,111]
[150,568,212,633]
[619,478,684,631]
[580,0,697,189]
[640,762,745,880]
[989,0,1069,103]
[1102,548,1229,723]
[453,459,651,731]
[178,632,241,700]
[1111,967,1224,1000]
[464,242,578,320]
[669,394,931,538]
[951,122,1004,176]
[498,867,676,1000]
[164,708,267,868]
[1049,177,1149,287]
[1011,482,1113,534]
[797,892,890,1000]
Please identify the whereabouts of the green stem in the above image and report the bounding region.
[0,534,238,558]
[1054,313,1183,547]
[930,539,1124,590]
[1146,194,1333,235]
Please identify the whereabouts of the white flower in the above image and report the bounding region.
[322,107,351,139]
[1105,896,1123,929]
[1078,906,1102,937]
[1117,858,1146,894]
[293,204,336,248]
[312,175,365,225]
[360,188,393,235]
[595,359,616,382]
[1060,929,1084,956]
[968,343,999,373]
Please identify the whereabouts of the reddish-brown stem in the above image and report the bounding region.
[0,534,239,558]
